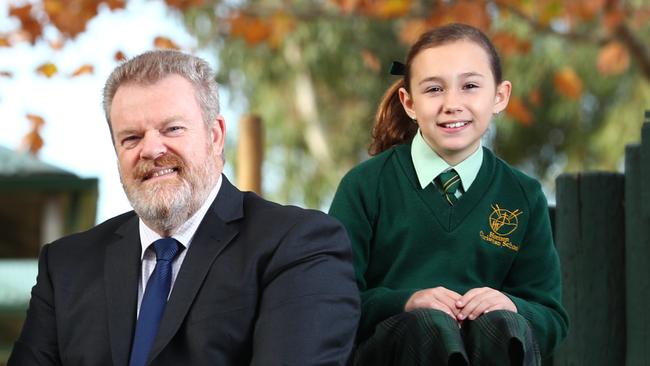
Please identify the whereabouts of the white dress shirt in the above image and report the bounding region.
[136,175,222,316]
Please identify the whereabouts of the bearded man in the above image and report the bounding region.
[8,50,360,366]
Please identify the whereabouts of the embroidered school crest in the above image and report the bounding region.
[479,204,522,251]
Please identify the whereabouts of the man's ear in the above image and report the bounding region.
[399,87,417,120]
[493,80,512,114]
[211,115,226,155]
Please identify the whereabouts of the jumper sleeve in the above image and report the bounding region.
[502,182,569,357]
[329,169,417,342]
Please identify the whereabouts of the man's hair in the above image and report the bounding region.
[103,50,220,138]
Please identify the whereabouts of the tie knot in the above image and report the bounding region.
[153,238,180,262]
[438,169,461,195]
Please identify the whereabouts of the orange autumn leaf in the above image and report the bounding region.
[529,88,542,106]
[553,67,583,100]
[71,64,94,77]
[268,12,296,49]
[9,4,43,44]
[22,130,44,156]
[44,0,97,38]
[506,96,533,126]
[27,114,45,126]
[491,32,530,56]
[597,41,629,75]
[329,0,362,14]
[368,0,413,19]
[154,36,180,50]
[566,0,605,21]
[361,49,381,72]
[399,19,427,45]
[164,0,205,11]
[0,36,10,47]
[114,50,127,61]
[229,14,273,45]
[36,62,58,78]
[447,0,491,30]
[104,0,127,10]
[603,8,625,31]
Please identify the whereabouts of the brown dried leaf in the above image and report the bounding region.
[104,0,126,10]
[154,36,180,50]
[44,0,98,38]
[529,88,542,106]
[399,19,427,45]
[114,50,127,61]
[22,130,44,155]
[553,67,582,100]
[164,0,205,11]
[0,71,14,78]
[361,49,381,72]
[603,8,625,31]
[564,0,605,23]
[9,4,43,44]
[329,0,363,14]
[268,12,296,49]
[36,62,58,78]
[597,41,629,75]
[369,0,413,19]
[26,114,46,127]
[71,64,94,77]
[492,32,532,56]
[447,0,491,30]
[229,14,272,45]
[506,96,533,126]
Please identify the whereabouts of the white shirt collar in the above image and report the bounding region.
[411,130,483,191]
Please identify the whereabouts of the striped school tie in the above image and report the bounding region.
[437,169,461,205]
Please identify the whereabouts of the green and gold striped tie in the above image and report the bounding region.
[437,169,461,205]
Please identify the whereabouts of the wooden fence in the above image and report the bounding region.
[553,112,650,365]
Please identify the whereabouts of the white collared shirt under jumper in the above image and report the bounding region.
[136,175,223,316]
[410,128,483,197]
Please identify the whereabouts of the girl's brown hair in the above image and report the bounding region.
[368,23,503,155]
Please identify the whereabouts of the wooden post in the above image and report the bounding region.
[625,118,650,365]
[236,114,263,195]
[554,172,626,365]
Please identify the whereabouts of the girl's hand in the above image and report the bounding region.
[405,287,462,319]
[455,287,517,321]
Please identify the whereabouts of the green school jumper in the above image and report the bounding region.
[329,143,569,357]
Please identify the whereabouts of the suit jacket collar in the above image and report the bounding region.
[150,175,243,364]
[105,215,141,366]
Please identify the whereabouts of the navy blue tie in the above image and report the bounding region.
[129,238,181,366]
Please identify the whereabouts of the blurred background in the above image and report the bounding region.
[1,0,649,363]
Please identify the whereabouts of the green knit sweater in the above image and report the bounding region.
[329,144,568,357]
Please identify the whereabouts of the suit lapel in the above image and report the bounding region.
[105,215,141,366]
[148,176,244,363]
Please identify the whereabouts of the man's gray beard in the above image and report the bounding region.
[121,161,216,235]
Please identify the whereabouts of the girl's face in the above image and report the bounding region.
[399,40,511,166]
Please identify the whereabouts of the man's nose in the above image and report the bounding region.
[139,132,166,160]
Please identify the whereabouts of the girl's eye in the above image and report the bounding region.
[425,86,443,93]
[464,83,479,89]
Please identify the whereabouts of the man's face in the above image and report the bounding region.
[110,74,225,234]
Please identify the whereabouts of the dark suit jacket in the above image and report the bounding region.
[9,176,360,366]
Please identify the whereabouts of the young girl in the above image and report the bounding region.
[329,23,568,366]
